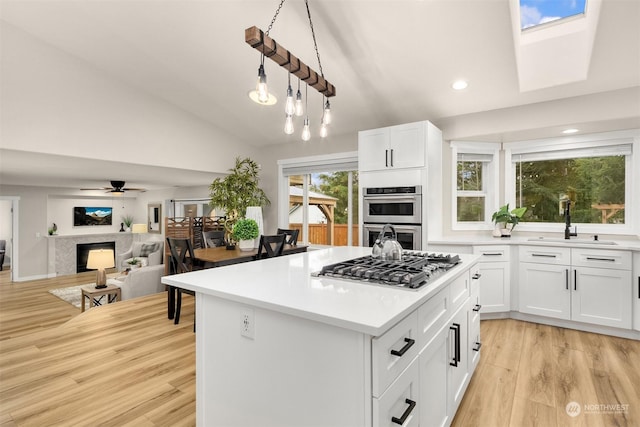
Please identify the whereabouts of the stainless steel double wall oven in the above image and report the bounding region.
[362,186,422,250]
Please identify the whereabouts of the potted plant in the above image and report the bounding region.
[47,223,57,236]
[122,215,134,232]
[209,157,270,247]
[127,257,142,269]
[232,218,260,251]
[491,204,527,237]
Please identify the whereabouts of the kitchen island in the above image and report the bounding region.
[162,246,481,426]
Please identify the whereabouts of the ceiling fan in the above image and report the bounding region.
[81,180,147,194]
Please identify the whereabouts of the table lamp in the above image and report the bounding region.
[86,249,115,289]
[132,223,148,241]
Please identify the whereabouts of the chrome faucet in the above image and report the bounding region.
[564,200,578,239]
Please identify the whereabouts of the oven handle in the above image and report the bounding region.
[364,196,421,202]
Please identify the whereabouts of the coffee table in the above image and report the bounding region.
[81,283,121,312]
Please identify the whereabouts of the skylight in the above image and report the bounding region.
[520,0,587,30]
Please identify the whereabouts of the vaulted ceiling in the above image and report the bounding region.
[1,0,639,189]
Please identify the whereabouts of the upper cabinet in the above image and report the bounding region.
[358,121,426,172]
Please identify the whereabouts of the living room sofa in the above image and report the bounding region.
[106,264,165,300]
[116,240,163,271]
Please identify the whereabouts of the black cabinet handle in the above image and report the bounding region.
[472,273,482,279]
[586,257,616,262]
[565,269,569,290]
[532,253,556,258]
[473,304,482,312]
[481,252,502,256]
[390,337,415,357]
[391,398,416,425]
[473,341,482,352]
[385,149,389,167]
[449,323,460,367]
[574,269,577,291]
[390,149,394,167]
[638,276,639,300]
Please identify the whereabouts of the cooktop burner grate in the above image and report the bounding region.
[312,251,461,290]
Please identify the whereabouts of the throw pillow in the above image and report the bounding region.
[139,242,158,257]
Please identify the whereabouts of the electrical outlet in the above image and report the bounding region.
[241,308,255,339]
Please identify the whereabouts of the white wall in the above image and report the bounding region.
[47,195,136,236]
[0,23,256,175]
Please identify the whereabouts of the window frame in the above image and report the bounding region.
[451,141,500,231]
[277,152,359,246]
[504,130,639,235]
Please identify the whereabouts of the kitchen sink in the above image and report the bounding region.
[527,237,618,245]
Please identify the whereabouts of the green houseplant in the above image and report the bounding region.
[209,157,270,246]
[122,215,134,231]
[233,218,260,251]
[491,204,527,236]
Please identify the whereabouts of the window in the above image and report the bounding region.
[451,142,500,230]
[278,153,359,246]
[505,130,638,234]
[519,0,587,30]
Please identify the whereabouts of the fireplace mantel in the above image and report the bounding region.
[47,233,133,277]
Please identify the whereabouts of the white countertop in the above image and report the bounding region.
[162,247,480,336]
[429,236,640,251]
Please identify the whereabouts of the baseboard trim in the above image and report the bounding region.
[481,310,640,340]
[12,273,53,282]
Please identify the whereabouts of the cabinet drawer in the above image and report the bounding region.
[572,248,631,270]
[417,286,449,349]
[372,311,419,397]
[373,359,420,427]
[519,246,571,265]
[473,245,510,262]
[450,271,470,312]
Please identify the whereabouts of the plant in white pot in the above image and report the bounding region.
[233,218,260,251]
[491,204,527,237]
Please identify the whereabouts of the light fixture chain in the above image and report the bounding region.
[266,0,287,36]
[305,0,324,77]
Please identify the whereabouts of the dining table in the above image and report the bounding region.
[193,244,308,267]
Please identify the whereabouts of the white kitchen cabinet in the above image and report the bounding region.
[572,266,632,328]
[519,261,570,320]
[634,253,640,332]
[519,246,632,329]
[418,324,450,427]
[473,246,510,313]
[358,121,425,172]
[469,270,482,370]
[374,359,420,427]
[447,303,470,412]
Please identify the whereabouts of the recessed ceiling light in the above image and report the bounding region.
[452,80,468,90]
[248,90,277,105]
[562,128,579,134]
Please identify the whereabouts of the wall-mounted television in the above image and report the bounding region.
[73,207,113,226]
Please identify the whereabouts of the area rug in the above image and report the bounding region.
[48,285,86,309]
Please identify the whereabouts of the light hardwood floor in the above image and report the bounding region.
[1,269,638,426]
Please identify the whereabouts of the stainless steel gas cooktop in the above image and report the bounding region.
[312,251,462,290]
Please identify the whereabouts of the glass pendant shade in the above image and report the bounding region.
[323,100,332,125]
[320,120,328,138]
[256,64,269,103]
[285,85,295,115]
[284,115,294,135]
[295,90,304,116]
[301,118,311,141]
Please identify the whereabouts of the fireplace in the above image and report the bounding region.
[77,241,115,273]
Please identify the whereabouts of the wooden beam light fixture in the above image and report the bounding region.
[245,0,335,141]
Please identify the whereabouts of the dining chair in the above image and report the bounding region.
[202,230,226,248]
[166,237,198,327]
[276,228,299,246]
[255,234,286,259]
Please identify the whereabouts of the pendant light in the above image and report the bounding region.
[284,114,294,135]
[319,96,328,138]
[285,72,295,116]
[301,83,310,141]
[294,78,304,117]
[323,99,331,125]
